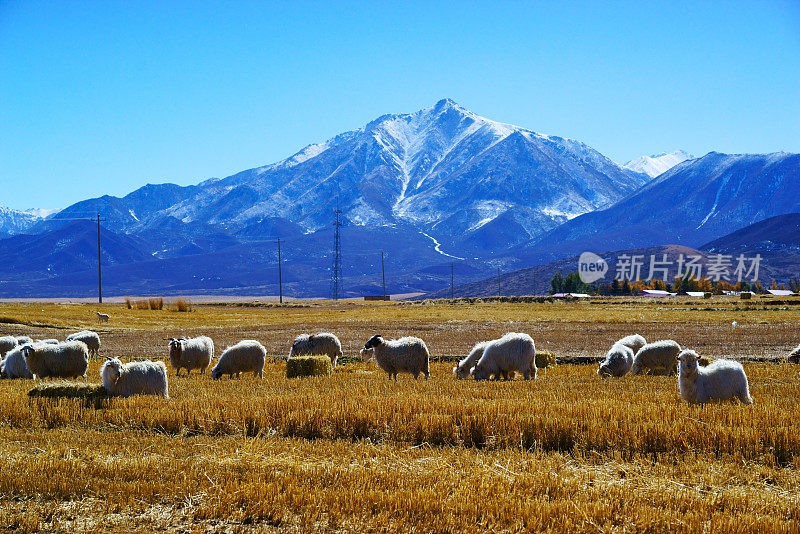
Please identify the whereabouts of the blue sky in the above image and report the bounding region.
[1,1,799,211]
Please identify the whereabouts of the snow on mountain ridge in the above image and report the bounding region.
[0,205,57,236]
[33,99,649,257]
[623,150,693,178]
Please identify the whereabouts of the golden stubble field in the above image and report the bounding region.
[0,297,799,533]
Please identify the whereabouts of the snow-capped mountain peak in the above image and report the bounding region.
[623,150,693,178]
[26,99,649,255]
[0,205,57,237]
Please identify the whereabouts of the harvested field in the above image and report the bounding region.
[0,296,798,532]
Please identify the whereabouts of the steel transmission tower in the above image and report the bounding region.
[330,208,342,300]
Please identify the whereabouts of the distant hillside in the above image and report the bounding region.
[702,213,800,255]
[0,220,150,281]
[420,245,713,298]
[514,151,800,266]
[420,239,800,299]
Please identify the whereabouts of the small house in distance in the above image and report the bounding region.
[639,289,676,297]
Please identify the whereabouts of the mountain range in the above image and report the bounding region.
[0,100,797,298]
[27,99,649,253]
[423,215,800,299]
[517,151,800,266]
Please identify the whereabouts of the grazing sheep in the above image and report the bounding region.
[629,340,682,376]
[22,341,89,379]
[362,335,430,380]
[678,349,752,405]
[15,336,33,346]
[36,339,59,345]
[597,343,635,378]
[101,357,169,398]
[0,336,17,357]
[471,332,536,381]
[788,344,800,364]
[65,330,101,357]
[289,333,342,367]
[168,336,214,376]
[453,341,489,379]
[211,340,266,379]
[96,311,110,323]
[1,345,34,379]
[615,334,647,354]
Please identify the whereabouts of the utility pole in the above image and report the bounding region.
[277,238,283,304]
[97,213,103,304]
[381,250,386,298]
[41,213,105,301]
[450,263,454,299]
[330,208,342,300]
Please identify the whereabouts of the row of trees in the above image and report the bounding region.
[549,271,800,296]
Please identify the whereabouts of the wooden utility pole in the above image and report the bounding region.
[97,214,103,304]
[381,251,386,298]
[450,263,454,299]
[277,238,283,304]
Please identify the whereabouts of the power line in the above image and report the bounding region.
[330,208,342,300]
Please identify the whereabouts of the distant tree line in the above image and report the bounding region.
[546,271,800,296]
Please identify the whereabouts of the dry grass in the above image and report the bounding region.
[0,298,799,532]
[0,428,797,533]
[124,296,164,310]
[171,298,191,312]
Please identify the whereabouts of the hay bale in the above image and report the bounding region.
[535,350,557,369]
[286,355,333,379]
[28,382,110,407]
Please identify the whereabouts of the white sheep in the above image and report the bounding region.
[0,345,33,379]
[101,357,169,398]
[96,311,110,323]
[15,336,33,346]
[597,343,635,378]
[362,335,430,380]
[677,349,752,404]
[22,340,89,379]
[0,336,18,357]
[168,336,214,376]
[65,330,101,357]
[470,332,536,381]
[289,333,343,367]
[36,339,60,345]
[629,339,682,376]
[615,334,647,354]
[453,341,489,379]
[211,340,266,379]
[788,344,800,364]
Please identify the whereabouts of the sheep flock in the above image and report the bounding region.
[3,322,794,407]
